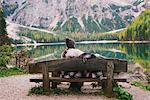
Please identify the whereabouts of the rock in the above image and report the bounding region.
[2,0,148,33]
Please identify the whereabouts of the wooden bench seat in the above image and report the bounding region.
[29,57,127,97]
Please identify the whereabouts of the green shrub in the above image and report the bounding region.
[29,86,104,96]
[113,86,132,100]
[0,67,25,77]
[29,86,49,95]
[0,45,12,69]
[147,74,150,84]
[29,86,79,95]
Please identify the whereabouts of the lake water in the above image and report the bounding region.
[16,43,150,72]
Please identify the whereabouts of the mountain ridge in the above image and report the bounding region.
[1,0,150,33]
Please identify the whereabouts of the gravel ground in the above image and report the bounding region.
[1,74,150,100]
[0,74,112,100]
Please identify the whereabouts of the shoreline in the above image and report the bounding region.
[14,40,150,47]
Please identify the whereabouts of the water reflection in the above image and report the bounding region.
[16,43,150,72]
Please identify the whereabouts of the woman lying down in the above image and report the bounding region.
[61,38,105,79]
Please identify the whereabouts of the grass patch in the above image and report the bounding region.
[131,81,150,91]
[0,67,26,77]
[29,86,104,96]
[29,85,132,100]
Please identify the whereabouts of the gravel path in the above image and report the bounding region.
[0,74,112,100]
[119,82,150,100]
[126,85,150,100]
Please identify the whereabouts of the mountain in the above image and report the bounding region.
[119,9,150,41]
[1,0,150,33]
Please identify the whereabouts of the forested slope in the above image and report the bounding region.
[119,9,150,41]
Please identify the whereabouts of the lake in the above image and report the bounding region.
[16,43,150,72]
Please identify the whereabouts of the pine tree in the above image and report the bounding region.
[0,8,11,45]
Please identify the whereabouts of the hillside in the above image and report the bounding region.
[1,0,149,33]
[119,9,150,41]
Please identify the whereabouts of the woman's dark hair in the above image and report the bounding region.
[65,38,75,49]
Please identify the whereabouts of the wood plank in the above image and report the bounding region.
[42,63,50,89]
[29,63,42,73]
[105,61,114,97]
[51,72,59,88]
[29,58,127,74]
[30,77,127,83]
